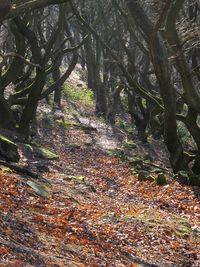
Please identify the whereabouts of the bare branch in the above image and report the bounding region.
[0,52,41,69]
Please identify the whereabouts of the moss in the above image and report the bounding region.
[138,171,149,181]
[56,120,80,128]
[0,135,20,162]
[0,135,15,145]
[25,144,34,152]
[188,173,200,186]
[156,173,167,185]
[25,142,58,160]
[177,171,200,186]
[34,146,59,160]
[67,175,85,182]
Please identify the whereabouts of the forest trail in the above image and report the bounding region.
[0,103,200,267]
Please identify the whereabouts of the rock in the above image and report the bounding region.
[34,147,59,160]
[138,171,149,181]
[84,141,93,147]
[156,173,167,185]
[177,171,200,186]
[27,180,50,197]
[60,120,80,129]
[0,135,20,162]
[21,143,59,160]
[188,173,200,186]
[67,175,85,182]
[177,171,189,184]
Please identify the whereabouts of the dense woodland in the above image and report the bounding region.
[0,0,200,266]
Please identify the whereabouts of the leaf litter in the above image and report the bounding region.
[0,104,200,267]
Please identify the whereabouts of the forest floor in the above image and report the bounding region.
[0,96,200,266]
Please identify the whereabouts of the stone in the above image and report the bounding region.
[68,175,85,182]
[138,171,149,182]
[27,180,50,197]
[0,135,20,162]
[34,146,59,160]
[156,173,167,185]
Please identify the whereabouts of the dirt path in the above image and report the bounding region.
[0,110,200,267]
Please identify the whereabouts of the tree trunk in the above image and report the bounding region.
[125,0,188,172]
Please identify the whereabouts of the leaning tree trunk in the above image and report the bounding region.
[14,17,45,137]
[0,92,15,129]
[0,0,11,25]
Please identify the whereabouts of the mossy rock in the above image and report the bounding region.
[68,175,85,182]
[27,180,50,197]
[84,141,93,147]
[138,171,149,182]
[156,173,167,185]
[0,135,20,162]
[178,171,200,186]
[188,174,200,186]
[31,145,59,160]
[24,143,59,160]
[135,164,143,171]
[177,171,189,184]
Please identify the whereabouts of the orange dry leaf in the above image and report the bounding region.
[69,235,78,241]
[9,260,23,266]
[80,238,88,245]
[0,246,11,255]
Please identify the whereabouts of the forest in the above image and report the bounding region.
[0,0,200,266]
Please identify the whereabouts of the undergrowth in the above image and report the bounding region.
[63,84,94,107]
